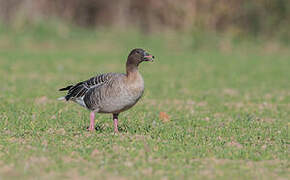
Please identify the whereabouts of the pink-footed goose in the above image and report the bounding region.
[58,48,154,133]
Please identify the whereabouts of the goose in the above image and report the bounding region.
[58,48,154,133]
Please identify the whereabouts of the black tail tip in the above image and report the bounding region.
[59,85,73,91]
[65,95,70,101]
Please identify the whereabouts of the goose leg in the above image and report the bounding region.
[89,111,95,132]
[113,114,119,133]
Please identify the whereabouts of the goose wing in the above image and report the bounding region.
[59,73,115,101]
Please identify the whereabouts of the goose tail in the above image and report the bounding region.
[57,97,66,101]
[59,85,73,91]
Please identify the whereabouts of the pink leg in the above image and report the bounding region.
[113,114,119,133]
[89,111,95,132]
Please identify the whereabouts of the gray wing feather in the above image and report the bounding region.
[83,73,120,110]
[64,73,114,101]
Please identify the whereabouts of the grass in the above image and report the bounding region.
[0,22,289,179]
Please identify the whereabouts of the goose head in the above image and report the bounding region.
[127,48,154,66]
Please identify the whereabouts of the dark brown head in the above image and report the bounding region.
[127,48,154,67]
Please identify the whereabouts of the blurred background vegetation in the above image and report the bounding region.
[0,0,289,45]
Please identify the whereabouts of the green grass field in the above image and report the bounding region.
[0,23,289,179]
